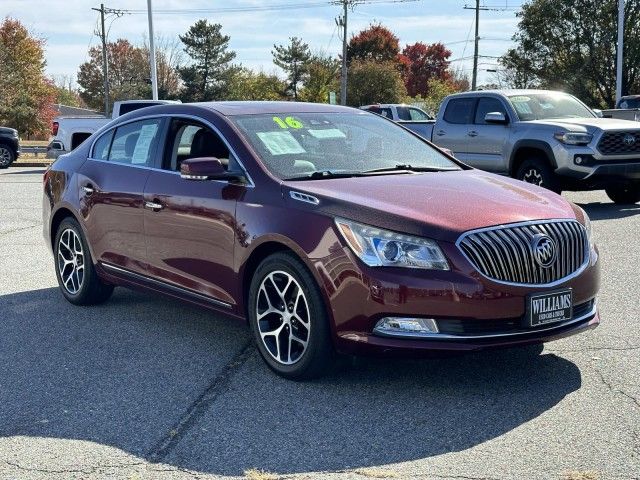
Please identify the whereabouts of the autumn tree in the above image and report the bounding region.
[77,39,149,112]
[142,36,183,100]
[400,42,452,97]
[179,20,238,102]
[227,69,286,100]
[0,18,57,137]
[347,24,400,65]
[272,37,311,101]
[299,53,340,103]
[346,59,407,107]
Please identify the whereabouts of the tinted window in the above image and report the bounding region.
[397,107,430,121]
[165,119,231,171]
[474,98,508,124]
[367,107,393,119]
[71,132,92,150]
[109,118,162,167]
[91,130,113,160]
[443,98,476,124]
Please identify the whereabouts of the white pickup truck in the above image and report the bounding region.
[47,99,179,158]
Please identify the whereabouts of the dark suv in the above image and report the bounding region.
[0,127,20,168]
[43,102,600,379]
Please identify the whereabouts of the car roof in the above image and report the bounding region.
[193,101,358,116]
[447,89,569,99]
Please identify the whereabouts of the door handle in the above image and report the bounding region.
[144,200,163,211]
[82,185,95,195]
[467,131,479,137]
[435,130,446,136]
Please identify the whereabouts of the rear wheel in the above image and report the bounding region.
[0,144,15,168]
[516,158,562,194]
[605,184,640,204]
[54,217,114,305]
[248,252,333,380]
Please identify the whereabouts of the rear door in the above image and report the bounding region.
[142,117,243,307]
[433,97,478,160]
[466,97,510,172]
[78,117,164,274]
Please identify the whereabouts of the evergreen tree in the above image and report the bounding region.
[272,37,311,101]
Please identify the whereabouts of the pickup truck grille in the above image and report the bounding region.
[597,131,640,155]
[457,220,588,285]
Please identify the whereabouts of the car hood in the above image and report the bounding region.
[284,170,581,243]
[526,117,640,132]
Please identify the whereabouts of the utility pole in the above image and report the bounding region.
[615,0,625,104]
[337,1,349,106]
[147,0,158,100]
[472,0,480,90]
[92,4,110,115]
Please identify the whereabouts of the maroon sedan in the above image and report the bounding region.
[43,102,600,379]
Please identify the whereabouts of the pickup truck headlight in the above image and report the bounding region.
[335,218,449,270]
[554,131,593,145]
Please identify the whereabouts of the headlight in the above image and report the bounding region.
[554,131,593,145]
[335,218,449,270]
[577,206,594,251]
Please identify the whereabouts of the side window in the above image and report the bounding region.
[409,107,430,121]
[109,118,162,167]
[474,98,508,124]
[379,108,393,118]
[165,119,230,172]
[91,130,113,160]
[396,107,412,121]
[443,98,476,124]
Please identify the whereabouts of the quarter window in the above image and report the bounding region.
[443,98,476,124]
[474,98,508,124]
[108,118,162,167]
[91,130,113,160]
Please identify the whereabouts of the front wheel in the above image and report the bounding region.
[516,158,562,194]
[248,252,333,380]
[605,184,640,204]
[0,145,15,169]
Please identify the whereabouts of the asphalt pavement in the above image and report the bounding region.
[0,167,638,480]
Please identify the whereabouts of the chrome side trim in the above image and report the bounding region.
[289,191,320,205]
[100,262,232,309]
[373,300,597,340]
[87,113,255,188]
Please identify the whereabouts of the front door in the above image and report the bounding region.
[142,118,244,307]
[466,97,510,172]
[435,97,478,161]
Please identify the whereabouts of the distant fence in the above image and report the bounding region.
[21,146,48,157]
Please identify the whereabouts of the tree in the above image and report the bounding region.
[227,68,286,100]
[499,0,640,108]
[0,18,57,138]
[179,20,238,102]
[347,24,400,65]
[77,39,149,111]
[400,42,452,98]
[346,59,407,107]
[272,37,311,101]
[299,53,340,103]
[142,36,184,100]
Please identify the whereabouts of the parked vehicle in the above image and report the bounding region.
[43,101,600,379]
[0,127,20,168]
[360,103,435,139]
[420,90,640,204]
[601,95,640,122]
[47,99,179,158]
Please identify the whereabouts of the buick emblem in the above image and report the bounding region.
[623,133,636,146]
[531,234,557,268]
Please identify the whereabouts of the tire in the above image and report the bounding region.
[54,217,114,305]
[605,184,640,204]
[248,252,333,380]
[516,158,562,194]
[0,144,15,169]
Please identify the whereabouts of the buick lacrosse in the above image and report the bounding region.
[43,102,600,379]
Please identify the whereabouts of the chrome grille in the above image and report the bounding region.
[597,131,640,155]
[457,220,588,285]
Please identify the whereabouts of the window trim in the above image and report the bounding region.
[90,129,115,161]
[443,97,479,125]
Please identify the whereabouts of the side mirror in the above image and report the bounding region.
[484,111,508,124]
[180,157,246,183]
[592,108,604,118]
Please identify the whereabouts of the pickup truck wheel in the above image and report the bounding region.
[0,144,15,169]
[605,184,640,204]
[516,159,562,194]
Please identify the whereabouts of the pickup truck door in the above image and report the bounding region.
[432,97,477,160]
[464,97,510,172]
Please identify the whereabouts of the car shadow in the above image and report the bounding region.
[577,200,640,220]
[3,168,47,175]
[0,287,582,476]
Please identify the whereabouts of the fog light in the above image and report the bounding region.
[374,317,439,335]
[575,156,583,165]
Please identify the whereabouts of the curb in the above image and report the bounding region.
[11,161,53,168]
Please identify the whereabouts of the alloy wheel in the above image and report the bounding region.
[0,147,12,167]
[255,271,310,365]
[57,228,85,294]
[522,168,544,186]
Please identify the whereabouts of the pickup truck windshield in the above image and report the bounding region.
[232,112,459,180]
[508,93,595,121]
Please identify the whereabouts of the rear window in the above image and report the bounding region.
[443,98,476,124]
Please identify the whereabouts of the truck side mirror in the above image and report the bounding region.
[484,112,508,124]
[592,109,604,118]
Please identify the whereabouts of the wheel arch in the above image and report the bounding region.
[510,140,557,177]
[49,206,81,250]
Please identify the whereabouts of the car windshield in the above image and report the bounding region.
[508,93,595,121]
[231,112,459,180]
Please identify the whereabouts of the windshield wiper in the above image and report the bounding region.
[284,170,366,181]
[362,164,459,174]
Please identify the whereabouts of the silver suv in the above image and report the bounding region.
[432,89,640,204]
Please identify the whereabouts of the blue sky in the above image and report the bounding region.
[2,0,522,87]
